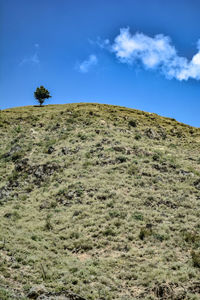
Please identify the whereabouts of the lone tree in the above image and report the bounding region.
[34,86,51,106]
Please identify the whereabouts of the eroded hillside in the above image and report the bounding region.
[0,103,200,299]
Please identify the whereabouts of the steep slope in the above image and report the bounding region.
[0,103,200,300]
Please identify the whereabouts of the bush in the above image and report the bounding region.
[184,231,199,245]
[128,165,139,175]
[116,156,127,163]
[135,133,141,140]
[191,250,200,268]
[139,226,152,240]
[44,214,53,230]
[128,120,137,127]
[133,212,143,221]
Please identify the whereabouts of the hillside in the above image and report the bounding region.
[0,102,200,300]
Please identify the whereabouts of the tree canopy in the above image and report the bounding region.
[34,86,51,106]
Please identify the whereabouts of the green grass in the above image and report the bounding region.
[0,102,200,299]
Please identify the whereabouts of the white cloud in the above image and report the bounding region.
[78,54,98,73]
[20,44,40,66]
[107,28,200,81]
[88,37,110,49]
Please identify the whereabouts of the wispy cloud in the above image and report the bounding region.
[105,28,200,81]
[77,54,98,73]
[19,44,40,66]
[89,37,110,49]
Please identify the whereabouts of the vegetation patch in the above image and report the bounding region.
[0,103,200,299]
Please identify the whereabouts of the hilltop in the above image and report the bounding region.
[0,103,200,300]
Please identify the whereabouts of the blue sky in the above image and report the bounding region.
[1,0,200,127]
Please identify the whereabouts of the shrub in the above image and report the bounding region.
[184,231,199,245]
[128,165,139,175]
[191,251,200,268]
[116,156,127,163]
[135,133,141,140]
[152,153,160,161]
[11,151,24,162]
[133,212,143,221]
[128,120,137,127]
[139,226,153,240]
[44,214,53,230]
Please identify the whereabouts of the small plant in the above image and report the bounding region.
[34,86,51,106]
[183,231,199,245]
[44,214,53,230]
[77,132,87,140]
[0,287,13,300]
[8,169,19,182]
[135,133,141,140]
[116,156,127,163]
[133,212,143,221]
[191,250,200,268]
[14,125,22,133]
[139,226,153,240]
[128,165,139,175]
[128,120,137,127]
[103,227,116,236]
[154,233,168,242]
[152,153,160,161]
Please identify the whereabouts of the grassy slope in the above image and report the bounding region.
[0,103,200,300]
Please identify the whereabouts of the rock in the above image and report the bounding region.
[158,127,167,139]
[39,201,49,210]
[3,144,22,158]
[0,187,10,199]
[153,282,174,299]
[27,285,47,299]
[153,163,168,172]
[194,179,200,190]
[157,199,177,209]
[189,281,200,293]
[145,127,167,140]
[56,184,84,206]
[15,158,29,172]
[47,146,55,154]
[100,120,106,125]
[37,290,87,299]
[32,163,59,178]
[22,162,61,186]
[180,169,193,176]
[30,128,37,135]
[72,147,80,154]
[66,191,74,200]
[61,147,80,155]
[10,145,22,155]
[145,128,159,139]
[61,147,68,155]
[101,138,109,144]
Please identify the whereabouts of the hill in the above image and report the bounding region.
[0,103,200,300]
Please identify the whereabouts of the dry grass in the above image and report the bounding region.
[0,103,200,299]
